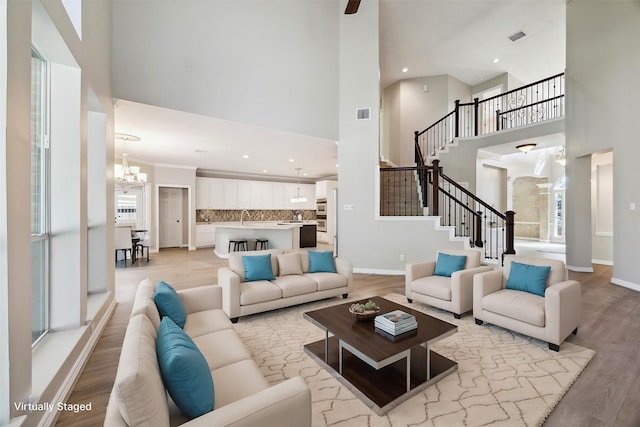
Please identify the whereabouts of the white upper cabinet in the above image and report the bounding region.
[196,177,315,210]
[196,177,211,209]
[315,180,337,200]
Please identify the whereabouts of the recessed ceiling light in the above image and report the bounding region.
[493,58,500,64]
[402,67,408,73]
[303,172,307,176]
[243,154,249,159]
[263,169,268,173]
[288,158,294,162]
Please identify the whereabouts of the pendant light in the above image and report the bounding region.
[290,168,308,203]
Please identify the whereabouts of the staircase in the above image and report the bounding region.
[380,167,425,216]
[380,73,565,263]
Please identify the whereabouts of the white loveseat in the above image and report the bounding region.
[104,279,312,426]
[218,249,353,322]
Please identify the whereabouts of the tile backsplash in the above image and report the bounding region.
[197,209,317,223]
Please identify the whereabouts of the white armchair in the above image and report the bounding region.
[405,249,492,318]
[473,255,581,351]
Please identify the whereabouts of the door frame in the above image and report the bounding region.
[155,184,193,252]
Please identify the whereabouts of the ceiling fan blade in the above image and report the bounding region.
[344,0,361,15]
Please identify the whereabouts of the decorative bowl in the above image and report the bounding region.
[349,301,381,321]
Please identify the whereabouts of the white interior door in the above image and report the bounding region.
[159,187,183,248]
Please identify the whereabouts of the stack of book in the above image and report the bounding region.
[374,310,417,336]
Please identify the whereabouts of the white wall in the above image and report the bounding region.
[381,74,471,167]
[338,0,466,273]
[565,0,640,286]
[112,0,339,141]
[2,0,114,424]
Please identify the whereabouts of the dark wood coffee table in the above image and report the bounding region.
[303,296,457,414]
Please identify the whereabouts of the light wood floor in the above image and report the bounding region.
[56,248,639,426]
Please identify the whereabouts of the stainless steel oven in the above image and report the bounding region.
[316,218,327,232]
[316,199,327,216]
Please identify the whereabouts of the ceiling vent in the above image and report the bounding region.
[356,108,370,120]
[509,31,526,42]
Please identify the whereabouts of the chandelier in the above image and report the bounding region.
[555,145,566,166]
[114,133,147,193]
[290,168,308,203]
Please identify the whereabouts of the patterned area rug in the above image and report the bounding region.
[232,294,595,427]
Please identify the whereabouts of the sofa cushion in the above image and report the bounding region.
[113,314,170,427]
[154,281,187,328]
[229,249,283,282]
[211,360,270,409]
[304,272,347,291]
[505,261,551,297]
[240,281,283,305]
[271,275,318,298]
[192,329,253,370]
[183,309,234,338]
[308,251,337,273]
[156,317,214,418]
[277,253,303,276]
[411,275,452,301]
[482,289,545,327]
[434,253,467,277]
[130,279,161,331]
[242,254,276,282]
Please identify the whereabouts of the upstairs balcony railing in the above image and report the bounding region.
[415,73,565,162]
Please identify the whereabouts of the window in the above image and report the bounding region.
[31,48,50,345]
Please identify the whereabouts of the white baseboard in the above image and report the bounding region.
[566,265,594,273]
[353,267,404,276]
[592,259,613,266]
[611,277,640,292]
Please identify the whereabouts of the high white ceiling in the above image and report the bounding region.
[115,0,566,180]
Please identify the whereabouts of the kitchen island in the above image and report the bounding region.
[214,222,305,258]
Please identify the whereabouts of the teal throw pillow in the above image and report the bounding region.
[505,261,551,297]
[308,251,337,273]
[156,317,214,418]
[242,254,275,282]
[434,253,467,277]
[154,281,186,328]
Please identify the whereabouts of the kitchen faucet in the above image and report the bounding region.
[240,209,251,226]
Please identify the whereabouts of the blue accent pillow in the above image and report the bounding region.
[434,253,467,277]
[242,254,275,282]
[505,261,551,297]
[154,281,186,328]
[308,251,337,273]
[156,317,214,418]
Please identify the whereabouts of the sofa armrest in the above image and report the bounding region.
[180,377,311,427]
[405,261,436,297]
[335,258,353,293]
[472,269,504,320]
[544,280,581,346]
[178,285,223,313]
[451,266,494,314]
[218,267,242,320]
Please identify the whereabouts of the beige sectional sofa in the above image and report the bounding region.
[218,249,353,322]
[105,279,312,427]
